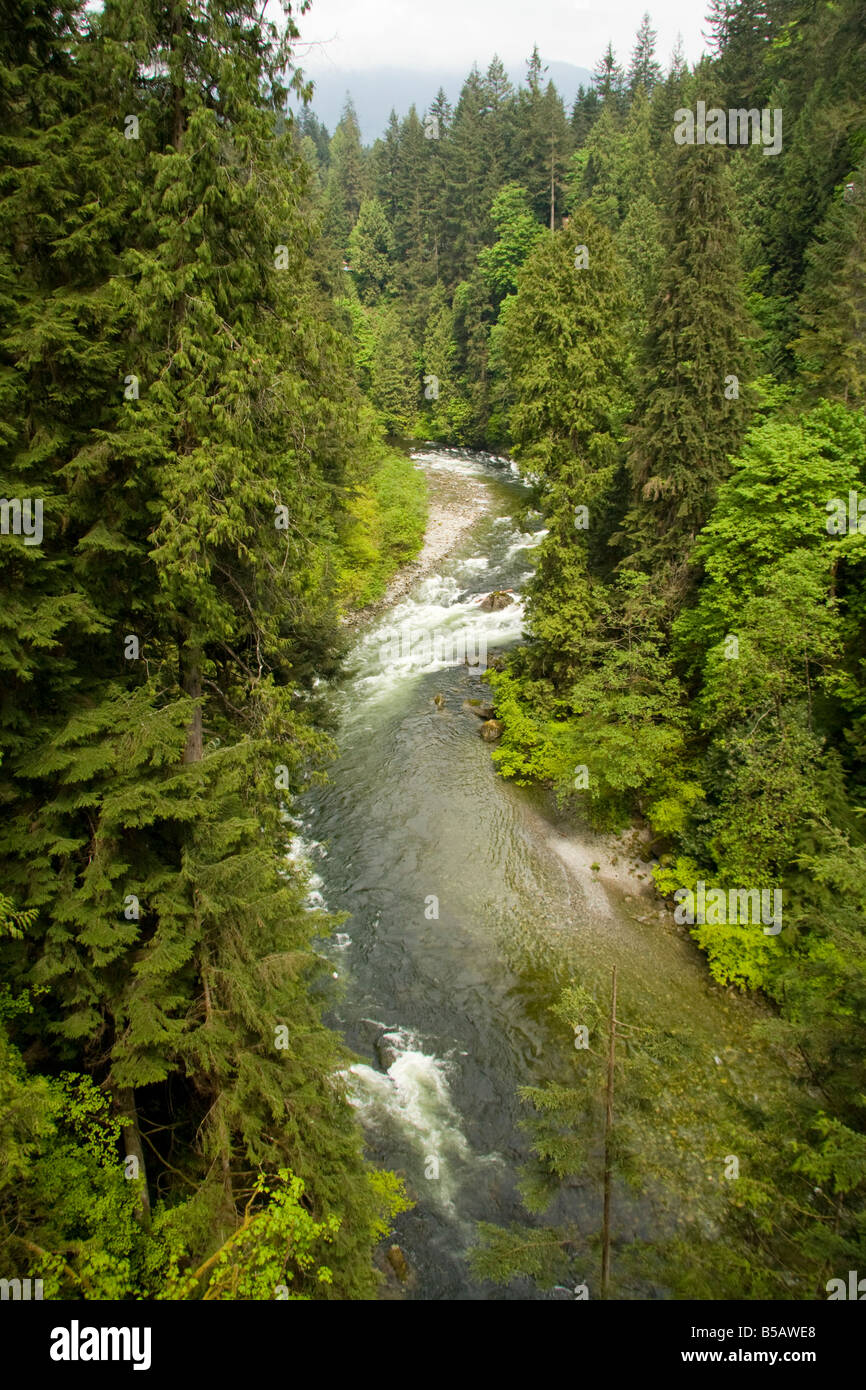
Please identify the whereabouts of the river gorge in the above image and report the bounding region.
[299,449,803,1300]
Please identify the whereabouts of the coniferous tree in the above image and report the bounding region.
[482,55,515,191]
[391,105,434,309]
[298,109,331,169]
[794,155,866,407]
[424,88,453,285]
[323,98,368,251]
[493,214,630,682]
[592,42,627,112]
[0,0,408,1298]
[445,67,502,284]
[570,84,601,147]
[370,108,401,224]
[370,305,419,435]
[513,55,572,226]
[451,269,497,445]
[628,11,662,94]
[348,197,395,303]
[622,130,751,597]
[571,105,623,228]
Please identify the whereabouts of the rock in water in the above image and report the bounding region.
[375,1032,402,1070]
[480,719,504,742]
[478,590,515,612]
[462,700,495,720]
[387,1245,410,1281]
[433,692,446,709]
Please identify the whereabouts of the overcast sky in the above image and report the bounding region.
[290,0,710,76]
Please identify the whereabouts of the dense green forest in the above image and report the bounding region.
[2,0,866,1302]
[0,0,420,1300]
[299,1,866,1298]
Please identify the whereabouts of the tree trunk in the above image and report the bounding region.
[200,941,232,1194]
[549,145,556,232]
[182,655,203,763]
[115,1086,151,1230]
[171,2,185,151]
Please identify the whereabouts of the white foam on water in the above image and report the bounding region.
[504,526,547,560]
[281,823,331,911]
[346,1027,472,1211]
[409,451,490,481]
[345,568,525,703]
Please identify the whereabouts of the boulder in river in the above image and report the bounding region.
[478,590,515,612]
[375,1031,402,1070]
[387,1245,410,1282]
[480,719,504,742]
[462,699,495,720]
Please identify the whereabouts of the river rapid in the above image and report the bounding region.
[298,449,799,1301]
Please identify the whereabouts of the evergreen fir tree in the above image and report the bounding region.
[592,42,627,111]
[493,214,630,682]
[323,98,368,251]
[348,197,395,303]
[794,154,866,407]
[622,132,751,597]
[628,11,662,94]
[0,0,409,1299]
[570,84,601,147]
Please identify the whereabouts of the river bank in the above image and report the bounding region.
[343,448,499,629]
[354,446,666,910]
[305,448,802,1300]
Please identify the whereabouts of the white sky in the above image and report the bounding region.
[289,0,710,74]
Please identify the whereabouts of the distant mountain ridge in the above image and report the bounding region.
[294,60,596,143]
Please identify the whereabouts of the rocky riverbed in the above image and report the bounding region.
[343,448,494,629]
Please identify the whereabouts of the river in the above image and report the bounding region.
[298,449,799,1301]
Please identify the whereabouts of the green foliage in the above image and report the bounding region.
[0,1045,147,1299]
[348,198,395,304]
[449,12,866,1303]
[158,1169,380,1301]
[623,132,752,591]
[6,0,866,1308]
[0,0,417,1304]
[369,305,420,435]
[477,184,544,301]
[337,446,427,606]
[322,99,368,250]
[794,153,866,407]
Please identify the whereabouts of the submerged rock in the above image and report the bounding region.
[387,1245,410,1282]
[462,699,495,720]
[375,1032,402,1070]
[480,719,504,742]
[433,693,446,709]
[478,590,515,612]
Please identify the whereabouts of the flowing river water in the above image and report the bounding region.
[298,449,801,1301]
